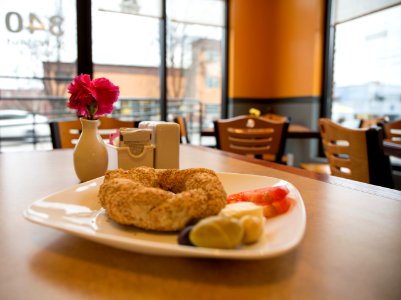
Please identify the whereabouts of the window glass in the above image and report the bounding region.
[92,0,161,121]
[166,0,224,143]
[0,0,76,151]
[97,0,161,18]
[332,4,401,126]
[168,0,224,26]
[334,0,400,24]
[0,0,226,151]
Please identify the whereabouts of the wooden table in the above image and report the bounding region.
[1,145,401,300]
[383,139,401,158]
[286,124,321,138]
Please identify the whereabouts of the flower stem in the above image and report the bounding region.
[86,102,98,120]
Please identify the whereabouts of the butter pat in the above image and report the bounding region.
[138,121,180,169]
[240,215,264,244]
[219,202,264,219]
[219,202,265,245]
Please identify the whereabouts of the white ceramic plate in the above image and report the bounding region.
[23,172,306,260]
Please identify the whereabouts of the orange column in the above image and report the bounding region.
[229,0,325,99]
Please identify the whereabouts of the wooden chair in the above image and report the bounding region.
[380,118,401,173]
[301,116,391,176]
[382,119,401,143]
[319,118,393,188]
[214,115,289,163]
[50,116,136,149]
[173,116,190,144]
[301,116,391,175]
[359,116,389,129]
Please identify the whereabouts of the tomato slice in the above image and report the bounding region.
[263,204,277,218]
[227,185,291,218]
[227,185,289,205]
[272,198,291,214]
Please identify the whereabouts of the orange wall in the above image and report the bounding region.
[229,0,325,99]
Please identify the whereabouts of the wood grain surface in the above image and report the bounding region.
[1,145,400,300]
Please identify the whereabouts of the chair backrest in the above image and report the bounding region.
[214,115,289,163]
[382,119,401,143]
[173,116,190,144]
[319,118,393,188]
[50,116,136,149]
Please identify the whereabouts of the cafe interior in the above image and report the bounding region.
[1,0,401,299]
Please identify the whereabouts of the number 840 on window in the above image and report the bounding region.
[5,12,64,37]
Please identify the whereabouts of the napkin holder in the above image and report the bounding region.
[138,121,180,169]
[107,122,179,170]
[107,128,155,170]
[107,143,155,170]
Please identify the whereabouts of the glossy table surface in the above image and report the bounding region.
[1,145,401,300]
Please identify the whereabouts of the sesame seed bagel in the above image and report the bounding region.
[98,167,227,231]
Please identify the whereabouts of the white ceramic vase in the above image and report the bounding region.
[73,118,108,182]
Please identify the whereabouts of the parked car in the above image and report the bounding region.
[0,110,50,140]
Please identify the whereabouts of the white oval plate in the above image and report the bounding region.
[23,172,306,260]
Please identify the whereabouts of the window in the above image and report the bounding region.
[205,76,219,88]
[329,1,401,126]
[205,50,219,62]
[0,0,76,151]
[0,0,228,151]
[92,0,161,121]
[166,0,225,137]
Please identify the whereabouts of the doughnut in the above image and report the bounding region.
[98,167,227,231]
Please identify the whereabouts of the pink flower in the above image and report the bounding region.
[67,74,120,119]
[67,74,93,117]
[91,77,120,116]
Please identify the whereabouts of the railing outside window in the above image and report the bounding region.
[0,97,220,152]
